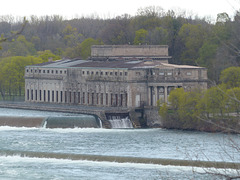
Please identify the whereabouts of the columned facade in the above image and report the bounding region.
[147,84,183,106]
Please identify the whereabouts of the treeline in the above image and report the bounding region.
[0,52,60,100]
[159,67,240,133]
[0,6,239,82]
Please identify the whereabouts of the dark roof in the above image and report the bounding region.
[71,60,143,69]
[28,59,204,70]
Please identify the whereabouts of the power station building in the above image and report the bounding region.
[24,45,208,109]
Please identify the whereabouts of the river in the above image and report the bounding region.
[0,108,239,179]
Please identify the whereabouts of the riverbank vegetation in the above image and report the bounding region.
[159,66,240,133]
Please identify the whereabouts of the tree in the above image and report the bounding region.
[177,24,206,65]
[134,29,148,45]
[0,56,43,100]
[62,24,83,47]
[8,35,36,56]
[79,38,103,59]
[148,27,168,45]
[226,87,240,114]
[0,17,27,50]
[37,50,60,61]
[220,66,240,88]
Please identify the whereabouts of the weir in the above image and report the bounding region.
[106,113,133,129]
[0,102,148,128]
[0,115,102,128]
[1,150,239,169]
[43,116,101,128]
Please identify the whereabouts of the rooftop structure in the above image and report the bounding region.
[90,45,171,62]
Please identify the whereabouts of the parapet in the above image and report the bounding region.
[91,45,171,61]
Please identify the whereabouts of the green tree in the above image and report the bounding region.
[220,66,240,88]
[134,29,148,45]
[226,87,240,114]
[178,24,206,65]
[8,35,36,56]
[37,50,60,62]
[80,38,103,59]
[148,27,168,45]
[199,85,228,117]
[0,56,43,99]
[62,24,83,47]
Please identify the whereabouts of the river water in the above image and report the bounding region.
[0,108,239,179]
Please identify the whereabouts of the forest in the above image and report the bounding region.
[0,6,239,99]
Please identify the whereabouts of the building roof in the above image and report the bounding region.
[28,59,205,70]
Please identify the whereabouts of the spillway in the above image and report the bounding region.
[0,115,101,128]
[106,113,133,128]
[43,116,100,128]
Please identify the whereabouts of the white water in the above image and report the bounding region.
[108,116,133,128]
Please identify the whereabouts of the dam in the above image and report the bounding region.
[0,102,140,128]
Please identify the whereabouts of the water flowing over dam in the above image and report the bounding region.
[0,115,102,128]
[106,113,133,128]
[43,116,101,128]
[0,108,135,129]
[0,108,102,128]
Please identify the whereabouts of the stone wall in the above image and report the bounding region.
[144,107,163,127]
[91,45,169,58]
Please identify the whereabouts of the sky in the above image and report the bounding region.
[0,0,239,20]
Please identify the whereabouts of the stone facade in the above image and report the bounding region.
[25,45,207,109]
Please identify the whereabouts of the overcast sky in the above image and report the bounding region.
[1,0,239,20]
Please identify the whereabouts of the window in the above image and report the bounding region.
[110,72,113,75]
[51,70,54,74]
[91,71,94,75]
[43,90,46,101]
[35,70,37,73]
[87,71,89,75]
[115,72,118,76]
[136,72,141,75]
[159,72,164,75]
[39,90,42,101]
[120,72,122,76]
[60,70,62,74]
[125,72,128,76]
[43,70,45,73]
[52,91,54,102]
[31,90,33,100]
[27,89,29,100]
[96,72,99,75]
[187,72,192,76]
[105,72,108,75]
[47,70,50,73]
[100,72,103,75]
[56,91,59,102]
[39,70,41,73]
[167,72,172,76]
[56,70,58,74]
[64,70,67,74]
[82,71,85,75]
[26,69,29,73]
[35,90,37,100]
